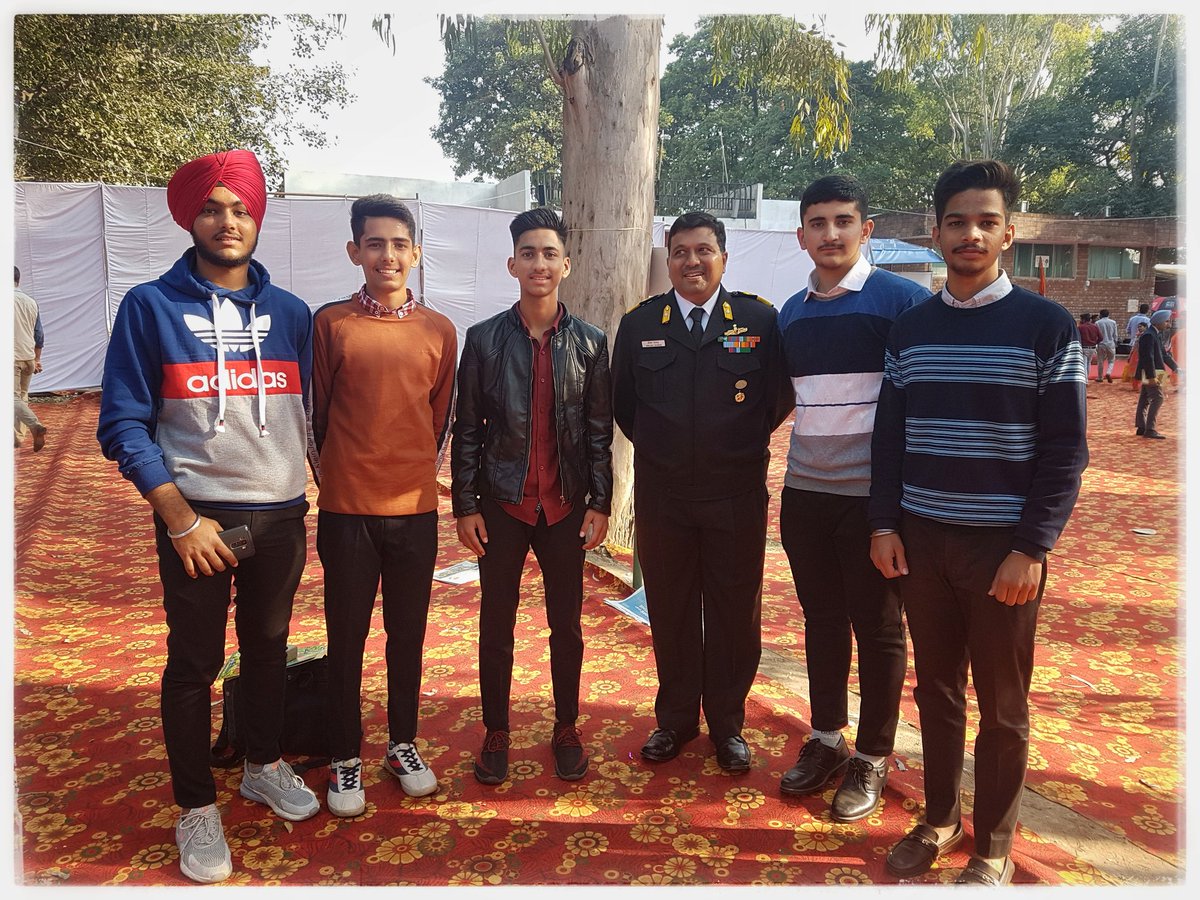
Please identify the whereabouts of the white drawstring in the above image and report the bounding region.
[248,304,269,436]
[211,293,227,433]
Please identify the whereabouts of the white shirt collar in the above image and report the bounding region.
[675,286,722,326]
[940,271,1013,309]
[806,254,874,300]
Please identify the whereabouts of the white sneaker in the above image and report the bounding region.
[239,759,320,821]
[327,757,366,817]
[385,741,439,797]
[176,804,232,884]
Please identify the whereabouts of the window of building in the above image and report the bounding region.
[1087,246,1142,280]
[1011,243,1074,279]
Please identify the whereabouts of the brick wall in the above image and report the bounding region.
[873,210,1178,334]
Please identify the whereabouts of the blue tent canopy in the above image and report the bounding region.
[867,238,943,266]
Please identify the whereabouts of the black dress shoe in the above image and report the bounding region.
[713,735,751,772]
[1136,427,1145,435]
[831,756,888,822]
[955,856,1014,885]
[780,737,850,795]
[640,727,699,762]
[1144,431,1167,439]
[885,822,964,878]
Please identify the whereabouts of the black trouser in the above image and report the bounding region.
[156,501,308,810]
[779,487,906,756]
[635,483,767,740]
[477,496,587,732]
[1135,382,1165,433]
[317,509,437,761]
[899,512,1045,859]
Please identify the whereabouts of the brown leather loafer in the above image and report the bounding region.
[955,856,1014,885]
[885,822,964,879]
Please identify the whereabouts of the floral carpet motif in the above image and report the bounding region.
[12,381,1181,885]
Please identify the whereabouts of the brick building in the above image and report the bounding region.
[872,209,1180,335]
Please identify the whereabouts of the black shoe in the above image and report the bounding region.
[1144,431,1167,440]
[640,727,699,762]
[780,737,850,796]
[473,730,511,785]
[552,723,589,781]
[885,822,964,879]
[713,735,751,773]
[1136,427,1145,435]
[831,756,888,822]
[1106,374,1113,383]
[955,856,1014,885]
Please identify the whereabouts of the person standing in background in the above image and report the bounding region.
[1093,309,1118,383]
[14,266,48,451]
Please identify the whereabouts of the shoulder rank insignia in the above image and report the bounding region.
[731,290,774,307]
[627,292,668,314]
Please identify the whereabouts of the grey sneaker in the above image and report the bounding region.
[327,757,366,818]
[175,804,232,884]
[385,740,439,797]
[239,759,320,821]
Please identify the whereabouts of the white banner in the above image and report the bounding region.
[14,185,815,391]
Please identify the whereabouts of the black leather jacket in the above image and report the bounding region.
[451,304,613,517]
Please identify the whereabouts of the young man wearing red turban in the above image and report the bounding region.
[98,149,320,884]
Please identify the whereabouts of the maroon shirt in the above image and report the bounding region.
[1078,321,1101,347]
[498,302,573,526]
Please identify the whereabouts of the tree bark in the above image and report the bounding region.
[558,15,661,552]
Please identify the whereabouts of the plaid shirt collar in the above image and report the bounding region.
[356,285,416,319]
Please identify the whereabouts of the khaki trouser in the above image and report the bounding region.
[14,358,41,444]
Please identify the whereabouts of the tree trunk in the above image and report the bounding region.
[558,15,661,552]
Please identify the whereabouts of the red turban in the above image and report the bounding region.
[166,149,267,232]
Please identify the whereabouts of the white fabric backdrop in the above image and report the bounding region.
[14,184,813,391]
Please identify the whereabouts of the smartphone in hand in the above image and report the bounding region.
[217,524,255,560]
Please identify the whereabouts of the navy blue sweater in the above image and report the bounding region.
[868,285,1088,558]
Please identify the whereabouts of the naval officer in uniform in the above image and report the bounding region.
[612,210,792,772]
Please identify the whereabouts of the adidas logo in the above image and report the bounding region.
[184,299,271,352]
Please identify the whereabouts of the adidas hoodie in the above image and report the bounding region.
[97,249,312,508]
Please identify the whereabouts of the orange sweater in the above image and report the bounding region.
[312,299,458,516]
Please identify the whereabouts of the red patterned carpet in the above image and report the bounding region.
[11,379,1182,886]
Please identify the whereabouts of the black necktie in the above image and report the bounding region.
[689,307,705,345]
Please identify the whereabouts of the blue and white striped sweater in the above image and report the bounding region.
[868,285,1088,557]
[777,267,928,496]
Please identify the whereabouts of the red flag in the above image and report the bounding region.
[1038,261,1047,296]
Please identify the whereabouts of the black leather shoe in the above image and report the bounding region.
[1144,431,1167,439]
[640,727,699,762]
[1136,427,1145,435]
[831,756,888,822]
[885,822,964,879]
[713,735,751,772]
[955,856,1014,885]
[780,737,850,796]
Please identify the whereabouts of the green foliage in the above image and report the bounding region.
[425,18,564,180]
[866,14,1098,159]
[13,14,351,188]
[659,24,954,211]
[658,21,806,193]
[1006,15,1179,216]
[708,15,851,158]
